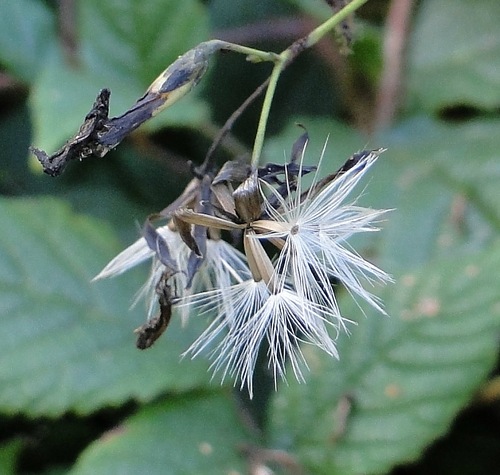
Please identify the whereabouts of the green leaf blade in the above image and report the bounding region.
[269,243,500,475]
[0,198,214,417]
[70,393,251,475]
[30,0,210,153]
[408,0,500,112]
[0,0,57,83]
[372,117,500,273]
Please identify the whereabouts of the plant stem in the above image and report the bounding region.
[219,41,279,63]
[306,0,369,48]
[250,59,286,168]
[250,0,369,168]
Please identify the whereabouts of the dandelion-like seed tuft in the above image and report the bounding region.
[95,135,392,397]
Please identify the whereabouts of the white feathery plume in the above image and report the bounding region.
[181,279,346,398]
[254,146,392,316]
[94,140,391,398]
[95,225,250,320]
[94,225,181,280]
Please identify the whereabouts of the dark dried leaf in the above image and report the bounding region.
[143,220,178,274]
[30,89,111,176]
[31,41,228,176]
[289,128,309,164]
[212,159,250,185]
[135,273,174,349]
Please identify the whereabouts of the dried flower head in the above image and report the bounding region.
[95,135,391,397]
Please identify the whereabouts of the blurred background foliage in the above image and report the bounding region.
[0,0,499,473]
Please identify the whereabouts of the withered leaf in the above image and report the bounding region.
[212,159,251,185]
[306,149,385,199]
[143,220,178,274]
[30,89,111,176]
[135,273,174,350]
[31,41,229,176]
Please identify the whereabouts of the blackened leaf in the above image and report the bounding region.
[31,0,211,160]
[142,220,178,273]
[290,129,309,164]
[212,160,251,185]
[135,273,174,349]
[30,89,111,176]
[97,93,166,149]
[32,41,226,174]
[172,215,201,257]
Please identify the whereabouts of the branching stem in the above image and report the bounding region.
[250,0,369,168]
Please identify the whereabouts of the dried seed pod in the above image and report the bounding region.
[243,230,275,287]
[211,182,237,218]
[233,172,263,223]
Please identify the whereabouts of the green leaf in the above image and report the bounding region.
[0,197,215,417]
[408,0,500,112]
[70,392,252,474]
[373,117,500,273]
[0,0,57,83]
[0,438,23,475]
[80,0,209,87]
[269,242,500,475]
[30,0,210,153]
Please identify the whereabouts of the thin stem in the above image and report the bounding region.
[203,76,271,172]
[250,58,287,168]
[249,0,369,167]
[219,42,279,63]
[306,0,369,48]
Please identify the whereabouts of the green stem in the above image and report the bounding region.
[219,42,279,63]
[250,58,287,168]
[250,0,369,167]
[306,0,369,48]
